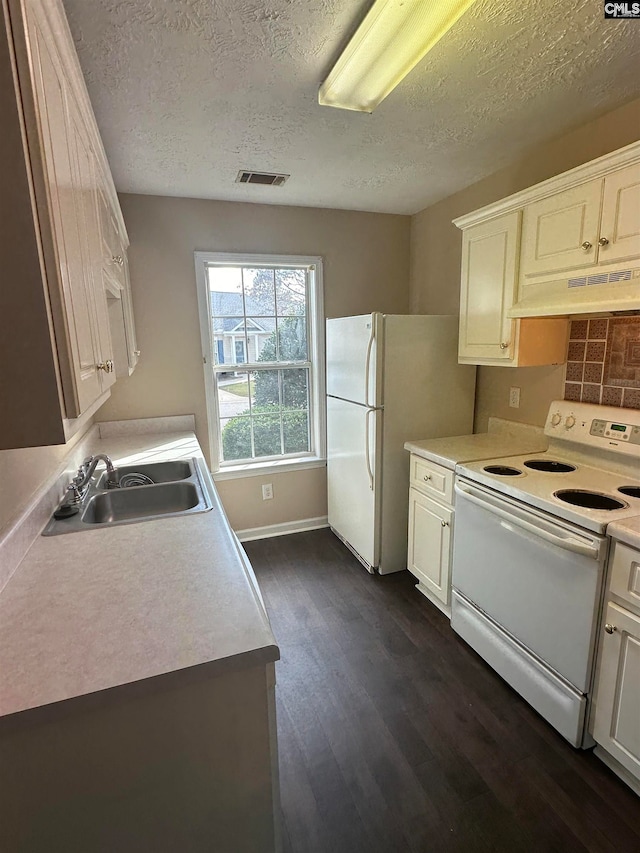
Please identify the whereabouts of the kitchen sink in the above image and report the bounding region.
[96,459,193,489]
[83,481,202,524]
[42,456,213,536]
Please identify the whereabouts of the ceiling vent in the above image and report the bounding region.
[236,170,289,187]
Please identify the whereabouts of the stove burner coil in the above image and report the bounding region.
[554,489,627,511]
[524,459,576,473]
[618,486,640,499]
[483,465,522,476]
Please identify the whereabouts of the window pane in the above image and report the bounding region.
[220,415,252,462]
[277,316,307,362]
[276,269,306,315]
[217,373,251,419]
[251,369,281,409]
[208,267,243,315]
[283,410,309,454]
[245,317,276,362]
[253,412,282,457]
[243,268,276,315]
[282,368,309,409]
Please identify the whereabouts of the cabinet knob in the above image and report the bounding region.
[98,360,114,373]
[581,241,592,251]
[423,474,432,481]
[441,520,449,528]
[604,624,617,635]
[598,237,609,247]
[134,350,141,356]
[499,342,509,350]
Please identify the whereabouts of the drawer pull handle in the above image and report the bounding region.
[604,623,617,635]
[423,475,432,481]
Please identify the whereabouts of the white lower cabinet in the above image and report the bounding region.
[592,542,640,791]
[407,455,453,613]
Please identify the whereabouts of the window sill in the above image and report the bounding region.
[212,457,326,481]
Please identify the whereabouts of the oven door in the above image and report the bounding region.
[452,479,608,693]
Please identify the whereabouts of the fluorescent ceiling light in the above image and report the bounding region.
[319,0,479,113]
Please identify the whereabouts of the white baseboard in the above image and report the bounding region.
[236,516,328,543]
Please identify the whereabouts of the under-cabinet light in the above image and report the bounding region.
[319,0,479,113]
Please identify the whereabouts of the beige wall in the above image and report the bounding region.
[0,423,92,538]
[410,97,640,431]
[99,196,410,529]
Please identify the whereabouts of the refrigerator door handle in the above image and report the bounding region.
[365,408,375,491]
[364,321,376,409]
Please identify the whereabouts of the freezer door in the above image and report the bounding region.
[326,314,382,407]
[327,395,382,570]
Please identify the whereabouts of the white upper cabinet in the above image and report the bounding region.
[0,0,133,449]
[520,162,640,280]
[520,180,603,277]
[599,163,640,264]
[454,142,640,324]
[459,212,520,363]
[457,211,568,367]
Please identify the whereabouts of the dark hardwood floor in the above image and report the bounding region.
[244,529,640,853]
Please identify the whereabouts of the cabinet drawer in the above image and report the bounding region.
[409,455,453,504]
[609,543,640,614]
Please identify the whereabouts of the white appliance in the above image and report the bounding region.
[451,400,640,747]
[326,313,476,574]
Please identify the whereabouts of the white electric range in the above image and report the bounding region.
[451,401,640,748]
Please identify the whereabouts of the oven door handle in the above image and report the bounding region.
[455,483,601,560]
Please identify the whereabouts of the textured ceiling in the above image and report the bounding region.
[62,0,640,215]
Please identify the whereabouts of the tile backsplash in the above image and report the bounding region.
[564,316,640,409]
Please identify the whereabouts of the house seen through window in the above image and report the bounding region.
[196,254,325,471]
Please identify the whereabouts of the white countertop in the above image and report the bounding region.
[0,429,278,719]
[609,516,640,551]
[404,417,547,470]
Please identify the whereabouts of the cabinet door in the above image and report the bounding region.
[67,100,115,394]
[599,163,640,265]
[26,3,104,414]
[520,179,602,277]
[593,602,640,781]
[459,212,520,362]
[407,488,452,605]
[97,183,138,375]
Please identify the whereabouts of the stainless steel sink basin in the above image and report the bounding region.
[82,482,201,524]
[96,459,193,489]
[42,456,213,536]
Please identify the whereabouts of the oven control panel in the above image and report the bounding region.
[590,419,640,444]
[545,401,640,455]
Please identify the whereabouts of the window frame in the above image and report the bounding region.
[195,252,326,477]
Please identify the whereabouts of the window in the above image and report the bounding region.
[195,253,325,475]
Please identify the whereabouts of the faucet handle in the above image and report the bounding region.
[66,482,83,504]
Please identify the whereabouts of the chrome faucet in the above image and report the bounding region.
[65,454,119,504]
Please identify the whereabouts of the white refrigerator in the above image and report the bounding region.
[326,313,476,575]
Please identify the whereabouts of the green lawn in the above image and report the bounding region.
[223,380,255,397]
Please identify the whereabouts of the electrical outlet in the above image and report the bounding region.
[509,386,521,408]
[262,483,273,501]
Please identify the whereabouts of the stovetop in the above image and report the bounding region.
[456,401,640,534]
